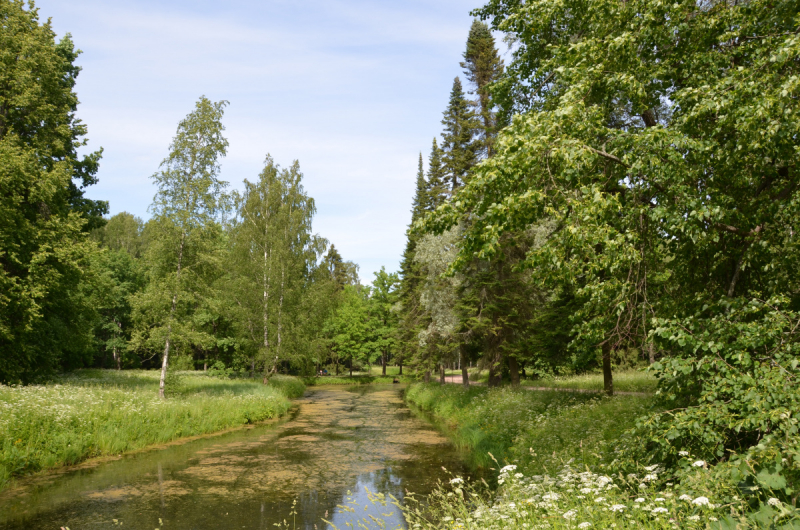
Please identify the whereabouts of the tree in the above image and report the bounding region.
[426,0,800,491]
[0,2,104,383]
[324,285,372,376]
[92,212,145,258]
[425,139,448,212]
[461,19,504,157]
[146,96,229,398]
[440,77,479,192]
[368,267,400,376]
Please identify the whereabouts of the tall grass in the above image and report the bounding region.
[522,369,657,393]
[405,383,654,473]
[0,369,303,490]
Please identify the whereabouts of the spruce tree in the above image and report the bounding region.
[440,77,478,191]
[461,20,504,158]
[425,139,447,211]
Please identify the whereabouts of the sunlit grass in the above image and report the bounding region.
[405,383,655,473]
[521,369,657,393]
[0,369,302,490]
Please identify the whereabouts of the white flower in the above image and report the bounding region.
[709,517,718,522]
[515,473,524,478]
[767,498,781,507]
[597,476,612,486]
[692,460,706,467]
[644,465,660,472]
[652,507,668,514]
[562,510,577,520]
[643,474,658,482]
[655,497,665,502]
[634,498,645,503]
[542,493,560,501]
[639,483,648,489]
[500,465,518,474]
[578,523,591,529]
[688,515,700,521]
[611,504,626,512]
[679,494,692,501]
[692,496,710,506]
[450,477,464,485]
[594,497,606,503]
[678,451,689,457]
[580,488,592,494]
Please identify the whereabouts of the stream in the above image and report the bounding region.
[0,385,473,530]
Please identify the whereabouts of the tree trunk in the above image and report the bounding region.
[424,370,430,383]
[335,360,339,376]
[509,356,520,387]
[460,345,469,388]
[398,362,402,375]
[349,358,353,377]
[381,352,386,376]
[439,364,445,385]
[488,363,497,387]
[159,231,185,399]
[648,342,655,364]
[602,341,614,396]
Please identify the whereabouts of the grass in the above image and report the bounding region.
[521,369,657,393]
[0,369,303,490]
[404,382,655,474]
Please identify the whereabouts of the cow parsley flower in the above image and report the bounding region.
[692,460,706,467]
[767,498,781,507]
[692,496,710,506]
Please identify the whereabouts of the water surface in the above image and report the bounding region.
[0,385,472,530]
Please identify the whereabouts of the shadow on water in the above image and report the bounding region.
[0,385,478,530]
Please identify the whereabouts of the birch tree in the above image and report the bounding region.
[148,97,229,398]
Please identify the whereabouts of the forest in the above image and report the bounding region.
[2,0,800,528]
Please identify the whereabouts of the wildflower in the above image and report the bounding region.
[515,473,524,478]
[580,488,592,494]
[639,483,648,489]
[709,517,718,522]
[678,451,689,457]
[767,498,781,507]
[691,496,709,506]
[594,497,606,503]
[688,515,700,521]
[611,505,626,512]
[644,465,660,472]
[634,498,645,503]
[450,477,464,485]
[578,523,591,529]
[500,465,517,474]
[652,507,668,514]
[643,474,658,482]
[655,498,665,502]
[692,460,706,467]
[562,510,577,520]
[679,494,692,501]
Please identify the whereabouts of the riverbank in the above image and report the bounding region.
[0,369,304,491]
[404,382,655,473]
[401,382,749,529]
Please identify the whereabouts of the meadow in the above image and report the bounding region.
[0,370,303,491]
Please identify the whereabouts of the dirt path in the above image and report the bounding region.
[440,375,651,397]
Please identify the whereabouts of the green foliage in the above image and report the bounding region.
[405,382,652,473]
[440,77,479,191]
[0,1,105,383]
[0,369,302,490]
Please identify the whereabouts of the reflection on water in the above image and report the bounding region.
[0,385,473,529]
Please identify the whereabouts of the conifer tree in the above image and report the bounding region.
[461,20,504,157]
[440,77,479,192]
[425,139,447,211]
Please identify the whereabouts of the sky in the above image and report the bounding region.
[36,0,491,283]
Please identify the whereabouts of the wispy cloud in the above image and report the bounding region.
[39,0,483,281]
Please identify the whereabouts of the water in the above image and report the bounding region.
[0,385,473,530]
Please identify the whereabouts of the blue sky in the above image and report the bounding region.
[37,0,491,282]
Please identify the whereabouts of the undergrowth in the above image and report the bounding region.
[404,383,654,473]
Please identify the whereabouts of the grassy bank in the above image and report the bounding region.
[448,368,657,393]
[0,369,303,490]
[405,382,654,473]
